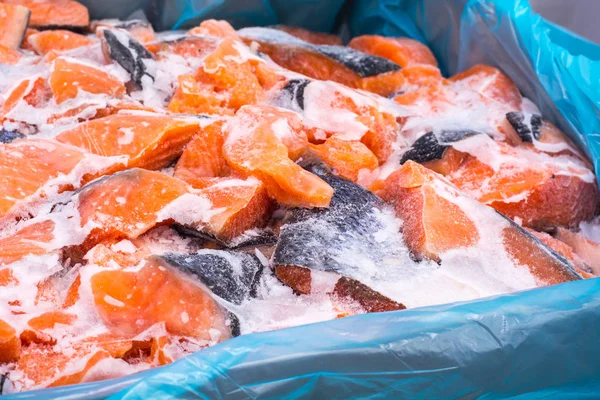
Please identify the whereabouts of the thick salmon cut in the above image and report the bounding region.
[555,227,600,275]
[20,311,77,345]
[174,120,230,189]
[238,27,404,96]
[76,168,189,245]
[0,44,21,64]
[0,3,30,49]
[0,220,57,265]
[527,229,593,277]
[193,178,273,243]
[377,161,581,286]
[348,35,438,67]
[48,57,126,103]
[168,37,271,115]
[1,76,51,119]
[11,344,112,391]
[93,19,155,44]
[273,158,409,313]
[55,114,202,170]
[309,137,379,182]
[445,140,598,230]
[0,139,87,218]
[146,35,219,59]
[223,105,334,208]
[89,254,232,339]
[0,318,21,363]
[272,25,342,45]
[450,64,522,109]
[276,79,400,162]
[186,19,238,38]
[28,30,93,55]
[4,0,89,31]
[400,64,445,88]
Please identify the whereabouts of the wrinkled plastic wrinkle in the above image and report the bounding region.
[7,279,600,399]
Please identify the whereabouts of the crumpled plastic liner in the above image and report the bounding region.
[9,0,600,398]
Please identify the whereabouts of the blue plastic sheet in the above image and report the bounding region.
[9,0,600,398]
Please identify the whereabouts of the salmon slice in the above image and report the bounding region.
[195,178,273,242]
[223,105,334,208]
[48,57,125,104]
[76,168,189,245]
[0,3,30,49]
[348,35,438,67]
[274,79,400,162]
[527,229,593,277]
[186,19,238,38]
[238,27,404,96]
[555,227,600,275]
[0,318,21,363]
[0,44,21,64]
[146,35,219,59]
[400,64,445,88]
[89,254,231,339]
[173,120,229,188]
[0,139,87,218]
[273,159,408,313]
[93,19,155,44]
[0,220,57,265]
[272,25,342,45]
[168,37,269,115]
[20,311,77,345]
[5,0,89,31]
[12,343,112,390]
[1,76,51,119]
[308,137,379,182]
[28,30,93,55]
[377,161,581,286]
[55,114,201,170]
[446,141,598,230]
[449,64,522,109]
[45,99,153,125]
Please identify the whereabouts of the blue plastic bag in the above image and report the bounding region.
[9,0,600,398]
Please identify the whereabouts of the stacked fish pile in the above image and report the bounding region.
[0,0,599,393]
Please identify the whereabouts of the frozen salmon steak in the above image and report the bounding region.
[238,27,405,96]
[4,0,89,31]
[28,30,93,55]
[377,161,582,286]
[0,3,30,49]
[48,57,125,103]
[223,105,334,208]
[56,114,204,170]
[273,157,411,312]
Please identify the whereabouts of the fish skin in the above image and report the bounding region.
[156,251,264,305]
[314,45,401,78]
[101,29,154,90]
[494,210,582,280]
[0,129,25,143]
[277,78,311,111]
[273,157,405,278]
[238,27,401,78]
[399,130,482,165]
[506,111,542,142]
